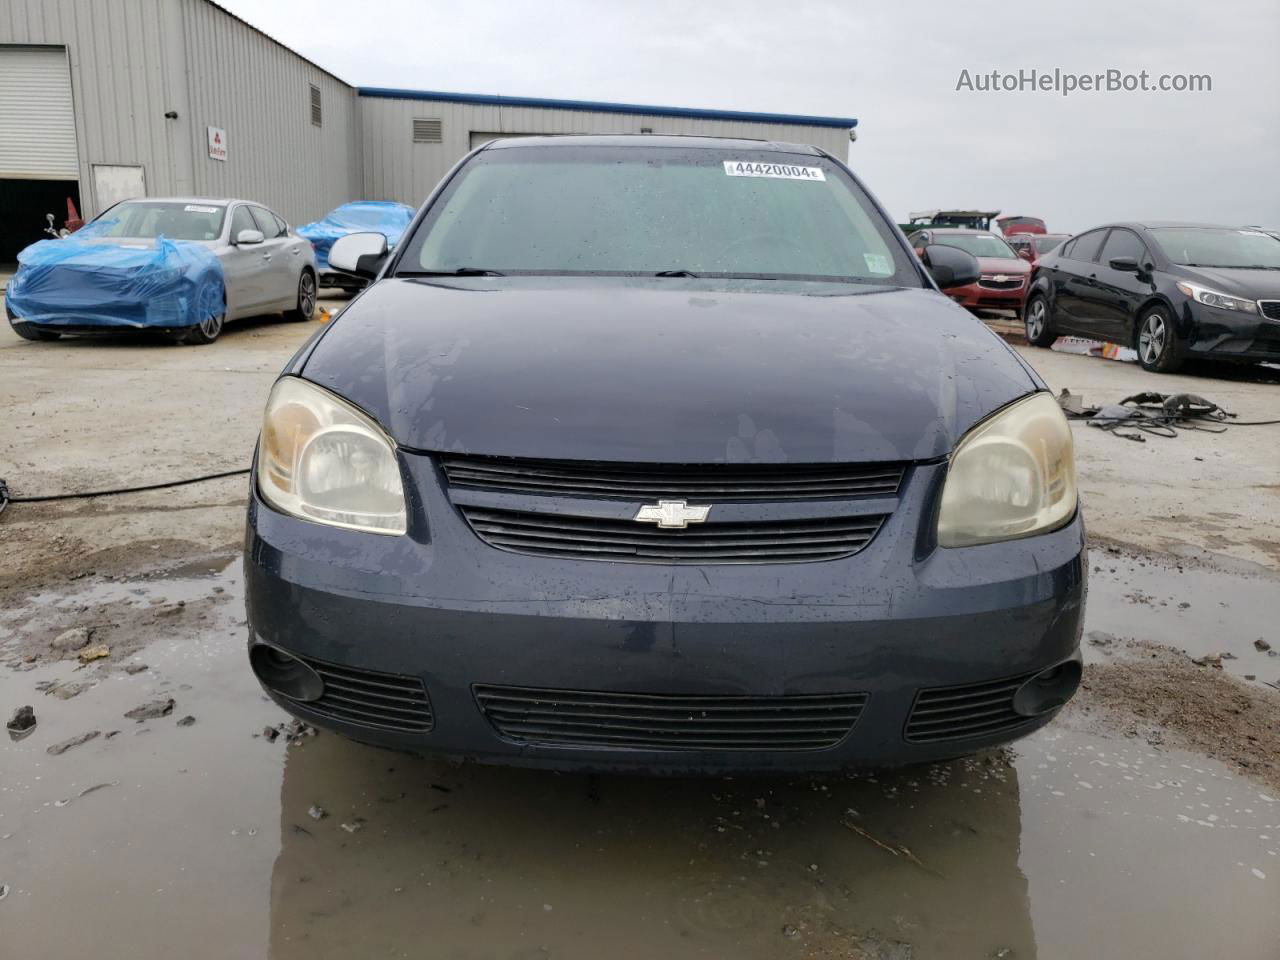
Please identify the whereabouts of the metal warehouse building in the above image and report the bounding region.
[0,0,856,264]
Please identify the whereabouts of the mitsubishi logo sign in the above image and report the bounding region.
[207,126,227,162]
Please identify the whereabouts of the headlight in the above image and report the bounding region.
[257,377,407,535]
[936,392,1076,548]
[1175,281,1258,314]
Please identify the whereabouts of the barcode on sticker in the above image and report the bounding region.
[723,161,826,182]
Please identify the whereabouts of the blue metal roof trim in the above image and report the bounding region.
[357,87,856,129]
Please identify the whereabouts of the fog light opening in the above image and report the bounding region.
[1012,659,1082,717]
[249,643,324,702]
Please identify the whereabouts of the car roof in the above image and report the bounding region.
[116,197,238,207]
[1093,221,1257,232]
[480,133,823,155]
[914,227,1002,236]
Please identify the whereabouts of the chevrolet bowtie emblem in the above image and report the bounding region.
[634,500,711,529]
[994,274,1008,282]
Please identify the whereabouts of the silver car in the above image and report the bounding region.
[4,197,317,345]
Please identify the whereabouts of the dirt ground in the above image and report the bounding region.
[2,305,1278,958]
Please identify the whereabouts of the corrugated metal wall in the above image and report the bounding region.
[0,0,361,224]
[178,0,361,224]
[0,0,190,212]
[360,96,853,206]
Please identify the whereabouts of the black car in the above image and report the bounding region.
[244,136,1084,774]
[1024,222,1280,372]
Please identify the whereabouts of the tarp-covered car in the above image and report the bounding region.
[4,198,317,344]
[296,201,415,290]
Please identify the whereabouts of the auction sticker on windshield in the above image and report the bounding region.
[723,161,826,181]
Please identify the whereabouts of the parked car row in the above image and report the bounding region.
[4,197,413,344]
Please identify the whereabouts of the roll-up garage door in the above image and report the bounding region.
[0,46,79,179]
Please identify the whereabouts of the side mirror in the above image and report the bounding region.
[236,228,265,246]
[1108,256,1140,273]
[921,244,981,290]
[329,231,389,278]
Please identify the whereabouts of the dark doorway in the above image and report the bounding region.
[0,178,82,262]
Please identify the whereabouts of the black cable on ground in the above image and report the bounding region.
[0,467,250,517]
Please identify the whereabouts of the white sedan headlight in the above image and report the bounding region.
[937,392,1077,548]
[257,377,406,535]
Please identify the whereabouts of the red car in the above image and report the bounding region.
[1007,232,1071,269]
[997,215,1047,236]
[908,228,1032,315]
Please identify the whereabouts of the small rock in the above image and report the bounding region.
[124,664,149,675]
[0,883,8,901]
[339,820,364,834]
[1256,639,1272,652]
[176,715,196,727]
[307,804,327,820]
[262,726,280,742]
[781,924,799,940]
[125,698,175,721]
[78,644,110,663]
[1192,654,1223,669]
[47,730,101,755]
[51,627,92,652]
[6,705,36,741]
[1086,630,1116,648]
[46,680,91,701]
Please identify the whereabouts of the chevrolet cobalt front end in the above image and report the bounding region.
[245,136,1084,773]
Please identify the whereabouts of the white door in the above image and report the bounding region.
[92,164,146,212]
[0,46,78,180]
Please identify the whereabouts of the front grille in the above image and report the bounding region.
[458,506,885,563]
[297,654,433,733]
[905,672,1035,743]
[474,684,868,750]
[440,454,905,502]
[978,276,1025,290]
[1260,300,1280,321]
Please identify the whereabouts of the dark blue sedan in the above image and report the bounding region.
[244,136,1084,773]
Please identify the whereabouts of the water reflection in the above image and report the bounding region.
[269,739,1035,959]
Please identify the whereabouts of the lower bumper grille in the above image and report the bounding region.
[1259,300,1280,322]
[978,277,1025,290]
[297,655,434,733]
[459,506,886,564]
[474,685,868,751]
[905,672,1035,743]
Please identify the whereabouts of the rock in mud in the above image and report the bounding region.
[6,705,36,741]
[123,664,149,675]
[262,726,280,742]
[47,730,101,755]
[308,804,327,820]
[1257,638,1273,652]
[176,715,196,727]
[46,680,91,701]
[51,627,92,652]
[78,644,110,663]
[125,698,175,721]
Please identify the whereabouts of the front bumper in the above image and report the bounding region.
[1186,301,1280,361]
[244,457,1086,773]
[949,281,1027,314]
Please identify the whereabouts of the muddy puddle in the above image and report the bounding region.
[2,552,1277,958]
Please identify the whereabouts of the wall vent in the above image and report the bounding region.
[309,84,322,126]
[413,118,443,143]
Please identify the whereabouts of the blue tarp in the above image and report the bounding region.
[5,227,225,329]
[297,201,415,271]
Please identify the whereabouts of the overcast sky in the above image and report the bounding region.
[220,0,1280,233]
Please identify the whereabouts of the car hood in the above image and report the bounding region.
[975,257,1031,276]
[299,278,1039,464]
[1174,265,1280,300]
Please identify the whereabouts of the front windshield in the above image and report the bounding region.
[1149,227,1280,269]
[931,233,1019,260]
[85,201,226,241]
[397,145,917,285]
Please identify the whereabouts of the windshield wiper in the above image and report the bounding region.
[400,267,506,277]
[654,269,700,278]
